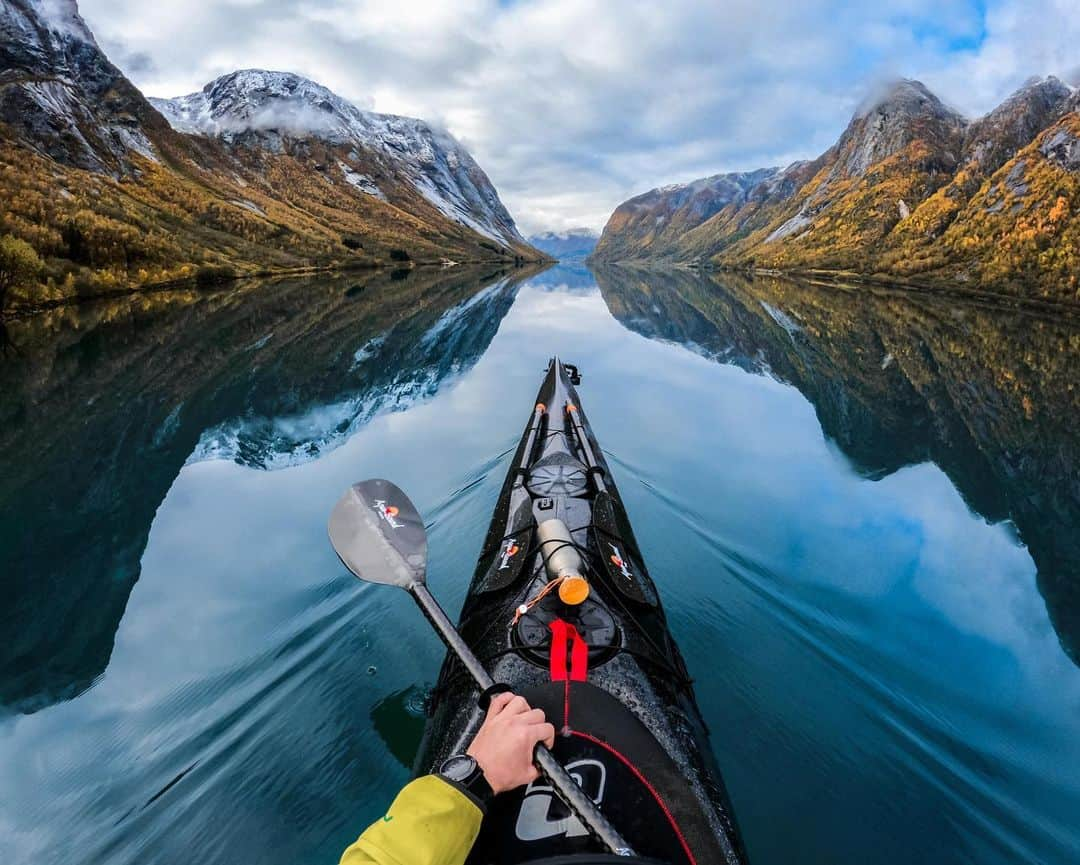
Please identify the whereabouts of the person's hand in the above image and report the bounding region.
[466,692,556,795]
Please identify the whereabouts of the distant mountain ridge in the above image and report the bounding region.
[593,78,1080,302]
[0,0,539,311]
[527,228,598,260]
[595,168,780,262]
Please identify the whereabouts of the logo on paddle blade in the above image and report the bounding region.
[499,540,521,571]
[608,544,632,581]
[373,500,403,529]
[514,758,606,842]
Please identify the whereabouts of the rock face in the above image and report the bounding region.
[594,77,1080,302]
[962,76,1072,174]
[0,0,169,172]
[151,70,524,247]
[527,228,599,260]
[0,1,538,310]
[840,80,966,177]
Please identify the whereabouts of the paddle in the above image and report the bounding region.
[328,478,636,857]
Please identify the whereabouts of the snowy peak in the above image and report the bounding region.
[152,69,525,247]
[533,228,599,241]
[852,78,951,120]
[635,168,779,211]
[151,70,364,139]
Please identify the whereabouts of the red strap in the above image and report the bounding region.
[569,628,587,681]
[549,619,568,681]
[548,619,588,682]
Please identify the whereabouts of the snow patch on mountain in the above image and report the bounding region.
[337,160,384,199]
[532,228,599,241]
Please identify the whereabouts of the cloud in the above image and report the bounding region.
[77,0,1079,234]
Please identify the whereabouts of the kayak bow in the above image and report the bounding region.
[416,358,749,865]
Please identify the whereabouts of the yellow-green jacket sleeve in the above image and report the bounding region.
[339,775,484,865]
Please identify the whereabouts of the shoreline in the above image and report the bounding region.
[0,257,553,322]
[588,259,1080,320]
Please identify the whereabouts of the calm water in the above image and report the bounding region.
[2,264,1078,865]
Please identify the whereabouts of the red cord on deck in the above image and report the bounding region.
[571,730,698,865]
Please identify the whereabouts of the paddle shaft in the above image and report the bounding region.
[409,582,636,857]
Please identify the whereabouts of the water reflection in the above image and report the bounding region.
[1,264,1077,865]
[595,264,1080,667]
[0,265,533,715]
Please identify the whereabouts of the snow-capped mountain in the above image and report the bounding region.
[527,228,599,260]
[151,70,524,247]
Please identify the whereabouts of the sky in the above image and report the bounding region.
[78,0,1080,235]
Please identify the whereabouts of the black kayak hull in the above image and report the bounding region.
[415,359,747,865]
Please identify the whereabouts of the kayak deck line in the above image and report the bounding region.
[416,357,749,865]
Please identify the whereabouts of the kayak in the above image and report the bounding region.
[415,358,749,865]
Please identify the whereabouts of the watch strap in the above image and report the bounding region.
[463,762,495,804]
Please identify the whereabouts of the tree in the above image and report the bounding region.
[0,234,43,310]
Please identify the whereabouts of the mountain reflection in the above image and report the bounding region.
[594,265,1080,666]
[0,265,537,714]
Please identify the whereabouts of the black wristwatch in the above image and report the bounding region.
[438,754,495,810]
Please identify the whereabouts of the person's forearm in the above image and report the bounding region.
[340,775,484,865]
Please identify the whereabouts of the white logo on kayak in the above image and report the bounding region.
[514,759,606,842]
[608,544,632,581]
[498,540,521,570]
[373,500,403,529]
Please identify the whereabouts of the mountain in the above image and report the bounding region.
[527,228,598,260]
[150,70,524,248]
[0,1,538,313]
[593,78,1080,303]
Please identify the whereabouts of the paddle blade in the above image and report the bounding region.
[328,479,427,589]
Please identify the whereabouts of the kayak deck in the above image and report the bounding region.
[416,358,747,864]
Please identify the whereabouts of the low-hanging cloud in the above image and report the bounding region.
[79,0,1080,234]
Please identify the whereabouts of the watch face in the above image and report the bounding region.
[439,754,478,783]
